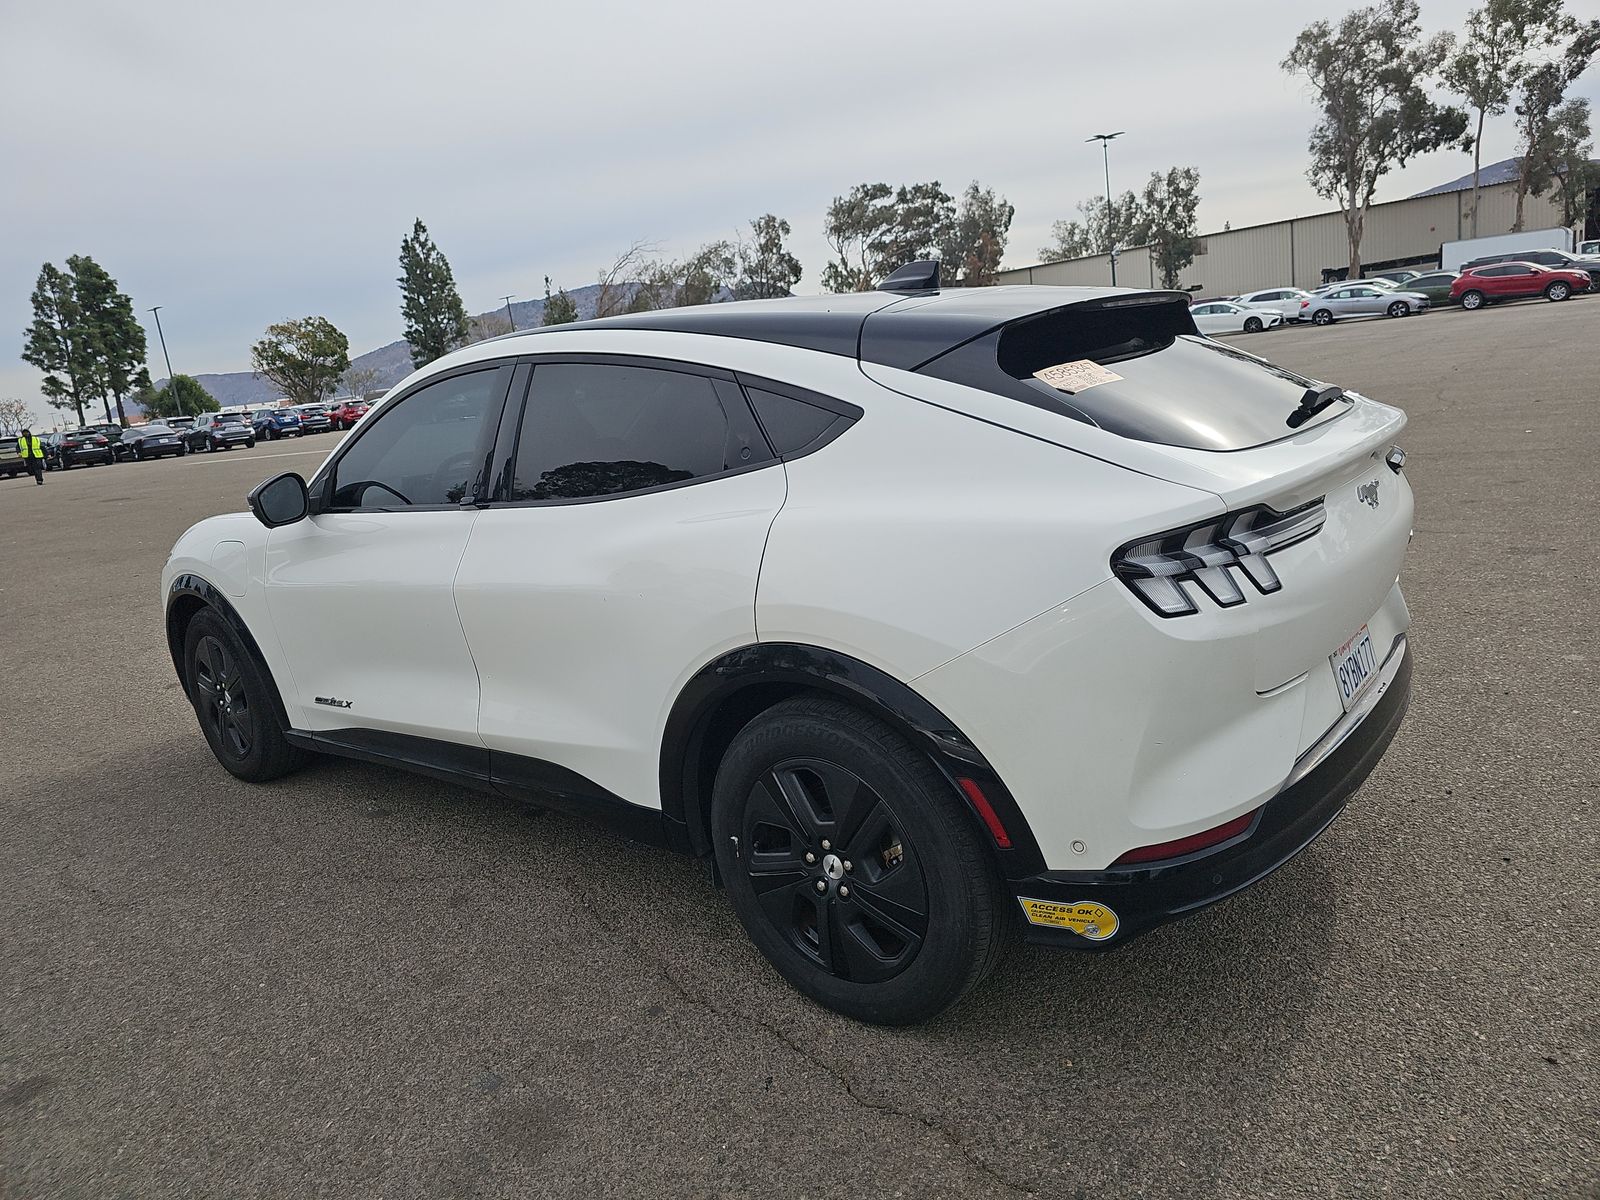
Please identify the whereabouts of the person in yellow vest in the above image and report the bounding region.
[17,428,45,485]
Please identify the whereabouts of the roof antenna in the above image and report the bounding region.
[878,259,941,293]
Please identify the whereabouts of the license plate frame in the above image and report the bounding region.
[1331,624,1380,712]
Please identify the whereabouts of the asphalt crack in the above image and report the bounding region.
[559,859,1038,1197]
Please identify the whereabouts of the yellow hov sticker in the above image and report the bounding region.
[1018,898,1119,941]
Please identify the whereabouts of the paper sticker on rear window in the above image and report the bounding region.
[1032,360,1123,394]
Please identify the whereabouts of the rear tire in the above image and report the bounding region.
[183,609,308,783]
[1460,289,1486,311]
[711,696,1007,1025]
[1544,281,1571,302]
[1244,316,1264,333]
[1312,308,1334,325]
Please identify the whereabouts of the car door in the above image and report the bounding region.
[1497,264,1539,297]
[453,356,786,811]
[262,362,514,742]
[1190,304,1228,334]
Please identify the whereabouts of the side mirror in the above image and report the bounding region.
[248,472,309,528]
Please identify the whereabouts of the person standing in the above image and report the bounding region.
[17,428,44,485]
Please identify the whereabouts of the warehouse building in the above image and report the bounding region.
[996,158,1596,295]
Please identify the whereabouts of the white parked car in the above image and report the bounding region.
[1189,300,1283,334]
[1236,288,1316,322]
[162,265,1414,1025]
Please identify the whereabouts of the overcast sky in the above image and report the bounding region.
[3,0,1597,416]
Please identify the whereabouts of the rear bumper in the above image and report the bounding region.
[1010,635,1411,949]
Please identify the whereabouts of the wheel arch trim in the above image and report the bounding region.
[660,642,1048,879]
[165,573,293,732]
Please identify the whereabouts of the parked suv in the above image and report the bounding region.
[47,428,116,468]
[0,435,23,478]
[186,412,257,452]
[1450,262,1590,309]
[252,409,302,440]
[330,398,373,429]
[164,267,1413,1024]
[1460,249,1600,287]
[291,404,333,434]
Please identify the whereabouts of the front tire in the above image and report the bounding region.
[1244,316,1264,333]
[1312,308,1334,325]
[711,696,1006,1025]
[183,609,308,782]
[1386,300,1410,317]
[1460,289,1486,311]
[1544,281,1571,302]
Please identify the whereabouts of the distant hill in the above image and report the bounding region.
[156,285,610,407]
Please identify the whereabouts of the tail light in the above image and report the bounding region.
[1299,299,1310,308]
[1112,500,1326,617]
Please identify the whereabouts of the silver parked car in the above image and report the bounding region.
[1300,283,1430,325]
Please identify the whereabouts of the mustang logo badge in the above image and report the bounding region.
[1357,480,1381,509]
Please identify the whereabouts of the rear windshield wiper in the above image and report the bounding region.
[1287,385,1345,429]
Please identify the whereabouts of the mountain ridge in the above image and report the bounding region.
[156,285,608,407]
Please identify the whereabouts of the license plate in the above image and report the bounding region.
[1331,625,1380,711]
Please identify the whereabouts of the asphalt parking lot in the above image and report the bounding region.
[2,299,1597,1200]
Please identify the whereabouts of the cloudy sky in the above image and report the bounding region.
[3,0,1597,415]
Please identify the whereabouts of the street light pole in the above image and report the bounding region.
[148,306,184,417]
[1087,132,1125,287]
[501,295,517,332]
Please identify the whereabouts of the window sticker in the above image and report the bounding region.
[1032,360,1123,394]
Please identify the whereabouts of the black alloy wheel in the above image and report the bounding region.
[1312,308,1334,325]
[1545,281,1570,302]
[712,696,1006,1025]
[183,609,307,782]
[1244,316,1264,333]
[1387,300,1410,317]
[193,634,253,760]
[740,757,930,985]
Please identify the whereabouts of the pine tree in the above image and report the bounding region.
[22,263,94,425]
[68,255,149,426]
[398,219,471,367]
[541,275,579,326]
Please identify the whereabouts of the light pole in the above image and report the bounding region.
[148,306,184,417]
[501,295,517,332]
[1087,132,1125,286]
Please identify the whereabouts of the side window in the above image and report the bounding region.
[747,387,841,456]
[1503,265,1532,276]
[329,367,504,508]
[510,363,744,502]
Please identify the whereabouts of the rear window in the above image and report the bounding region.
[920,295,1347,451]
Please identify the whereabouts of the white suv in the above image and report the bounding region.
[163,264,1414,1024]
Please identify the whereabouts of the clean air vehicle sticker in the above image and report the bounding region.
[1032,360,1122,394]
[1018,898,1120,941]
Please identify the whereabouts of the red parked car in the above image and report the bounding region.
[329,398,373,430]
[1450,262,1590,311]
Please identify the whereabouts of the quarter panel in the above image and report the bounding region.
[757,379,1222,681]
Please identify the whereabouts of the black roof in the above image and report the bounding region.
[497,285,1175,372]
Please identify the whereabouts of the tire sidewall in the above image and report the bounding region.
[711,701,1001,1025]
[1388,301,1408,317]
[1547,283,1569,301]
[1244,317,1263,332]
[1462,290,1484,310]
[1313,309,1333,325]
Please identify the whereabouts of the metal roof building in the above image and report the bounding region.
[997,160,1593,296]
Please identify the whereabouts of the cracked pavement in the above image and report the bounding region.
[2,298,1597,1198]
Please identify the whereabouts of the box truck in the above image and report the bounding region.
[1440,228,1574,272]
